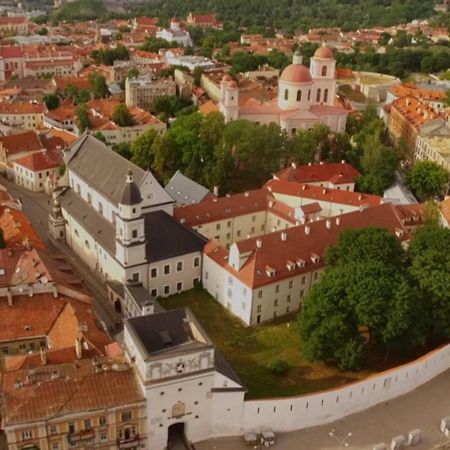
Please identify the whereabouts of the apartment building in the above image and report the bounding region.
[0,16,28,35]
[125,75,176,110]
[0,102,45,130]
[2,356,147,450]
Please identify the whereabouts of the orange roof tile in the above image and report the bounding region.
[0,131,43,155]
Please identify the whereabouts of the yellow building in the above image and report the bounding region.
[2,356,147,450]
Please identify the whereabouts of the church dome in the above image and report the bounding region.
[314,45,334,59]
[279,64,313,84]
[120,169,142,206]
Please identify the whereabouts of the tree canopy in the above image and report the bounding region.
[406,160,449,200]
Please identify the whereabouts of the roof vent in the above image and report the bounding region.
[291,162,297,169]
[304,225,310,235]
[341,160,345,164]
[326,220,331,229]
[281,232,287,241]
[319,161,324,165]
[160,330,173,346]
[244,191,249,197]
[256,239,263,249]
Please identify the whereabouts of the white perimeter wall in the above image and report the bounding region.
[243,343,450,433]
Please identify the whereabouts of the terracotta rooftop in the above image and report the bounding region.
[0,207,45,250]
[2,357,144,426]
[391,96,440,129]
[205,203,411,289]
[0,102,45,115]
[274,162,361,185]
[266,179,383,207]
[390,83,447,101]
[14,149,63,172]
[0,131,43,155]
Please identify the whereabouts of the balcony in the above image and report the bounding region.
[67,429,95,445]
[117,434,140,449]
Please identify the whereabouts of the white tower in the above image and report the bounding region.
[219,77,239,123]
[310,44,336,106]
[115,169,147,284]
[48,195,66,240]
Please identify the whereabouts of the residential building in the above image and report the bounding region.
[2,356,147,450]
[0,16,28,34]
[55,134,206,299]
[387,96,441,154]
[219,46,348,134]
[123,309,245,450]
[156,18,192,47]
[273,161,361,191]
[186,12,223,29]
[125,75,176,110]
[203,203,413,325]
[0,102,45,130]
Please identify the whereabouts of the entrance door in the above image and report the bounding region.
[114,300,122,313]
[167,423,192,450]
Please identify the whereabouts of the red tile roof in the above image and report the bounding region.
[0,102,45,115]
[266,179,383,207]
[0,131,43,155]
[274,162,361,185]
[205,203,410,288]
[14,149,63,172]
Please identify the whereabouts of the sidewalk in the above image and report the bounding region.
[197,370,450,450]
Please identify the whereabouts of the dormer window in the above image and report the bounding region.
[311,253,320,264]
[286,260,296,271]
[265,265,276,277]
[296,258,306,268]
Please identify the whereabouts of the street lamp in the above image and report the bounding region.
[329,427,352,450]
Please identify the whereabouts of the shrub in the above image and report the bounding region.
[267,359,289,376]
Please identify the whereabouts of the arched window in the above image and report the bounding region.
[316,89,321,102]
[296,90,302,101]
[324,88,329,102]
[321,65,327,77]
[284,89,289,100]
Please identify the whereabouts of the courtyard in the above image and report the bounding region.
[160,287,370,399]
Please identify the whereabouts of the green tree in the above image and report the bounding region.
[43,94,60,110]
[76,104,92,133]
[94,131,107,143]
[406,160,449,200]
[112,103,134,127]
[130,129,159,169]
[88,73,109,99]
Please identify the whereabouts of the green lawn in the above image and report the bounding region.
[160,288,370,399]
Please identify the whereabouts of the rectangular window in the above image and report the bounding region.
[314,272,319,280]
[131,272,139,282]
[132,229,138,239]
[49,425,57,435]
[275,285,280,293]
[164,285,170,295]
[84,419,91,430]
[68,422,76,434]
[177,281,183,292]
[176,261,183,272]
[252,215,256,222]
[2,347,8,355]
[289,280,293,289]
[257,305,262,313]
[287,294,291,303]
[193,257,200,267]
[151,288,158,297]
[274,299,278,307]
[99,416,107,426]
[258,290,263,299]
[151,267,157,278]
[100,432,108,442]
[51,443,59,450]
[300,290,304,298]
[227,220,232,228]
[164,265,170,275]
[302,276,306,285]
[21,430,33,440]
[216,223,221,230]
[121,410,132,422]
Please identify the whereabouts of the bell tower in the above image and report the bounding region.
[48,194,66,241]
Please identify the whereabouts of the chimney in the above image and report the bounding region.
[305,225,311,235]
[52,285,58,298]
[341,160,345,164]
[244,191,249,197]
[326,220,331,229]
[291,162,297,169]
[256,239,262,249]
[281,232,287,241]
[40,346,47,366]
[335,217,341,226]
[213,186,219,197]
[319,161,324,165]
[75,338,82,360]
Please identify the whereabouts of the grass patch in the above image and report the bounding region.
[338,84,367,103]
[160,287,370,399]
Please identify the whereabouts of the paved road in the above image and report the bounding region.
[0,176,122,335]
[197,370,450,450]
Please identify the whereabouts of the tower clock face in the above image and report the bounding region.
[176,362,185,373]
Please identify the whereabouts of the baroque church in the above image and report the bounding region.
[219,45,348,135]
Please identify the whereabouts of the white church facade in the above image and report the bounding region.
[219,45,348,135]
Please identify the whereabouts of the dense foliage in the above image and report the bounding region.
[134,0,436,32]
[406,160,449,200]
[298,224,450,370]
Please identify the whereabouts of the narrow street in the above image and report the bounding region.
[0,176,122,336]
